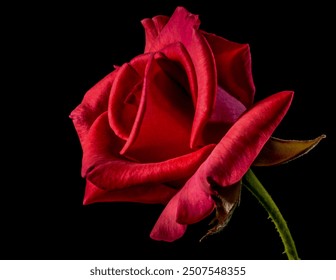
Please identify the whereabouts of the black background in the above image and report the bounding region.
[3,0,335,260]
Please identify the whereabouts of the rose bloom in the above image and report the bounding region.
[70,6,316,242]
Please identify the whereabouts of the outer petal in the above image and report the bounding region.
[204,91,293,186]
[83,112,215,189]
[143,6,217,148]
[149,193,187,242]
[149,168,215,241]
[172,168,214,224]
[203,32,255,108]
[69,70,118,146]
[253,135,326,166]
[151,91,293,241]
[81,112,124,177]
[83,180,177,205]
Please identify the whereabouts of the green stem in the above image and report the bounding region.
[244,168,300,260]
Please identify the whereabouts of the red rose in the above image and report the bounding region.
[70,6,295,241]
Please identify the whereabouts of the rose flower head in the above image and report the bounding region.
[70,6,325,242]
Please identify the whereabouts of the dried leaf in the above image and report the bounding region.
[253,135,326,166]
[200,180,241,241]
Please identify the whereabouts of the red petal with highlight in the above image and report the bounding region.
[204,91,294,186]
[150,170,215,242]
[82,112,215,189]
[149,194,188,242]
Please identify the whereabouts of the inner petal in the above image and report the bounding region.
[159,42,197,107]
[144,7,217,149]
[202,86,247,144]
[120,53,194,163]
[203,32,255,108]
[108,53,150,140]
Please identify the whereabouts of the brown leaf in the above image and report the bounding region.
[253,135,326,166]
[200,180,241,241]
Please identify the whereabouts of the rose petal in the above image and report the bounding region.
[253,135,326,166]
[204,91,293,186]
[150,170,215,242]
[83,180,177,205]
[202,86,247,144]
[149,194,187,242]
[88,144,216,191]
[81,112,125,177]
[150,91,293,241]
[210,87,247,124]
[159,42,197,106]
[141,15,170,52]
[175,170,215,224]
[108,53,151,140]
[203,32,255,108]
[120,53,195,162]
[83,112,215,189]
[69,70,118,146]
[142,6,217,149]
